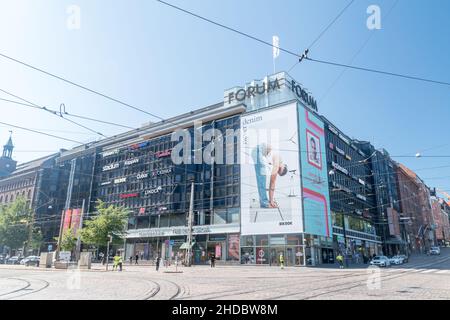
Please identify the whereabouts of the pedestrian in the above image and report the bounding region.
[118,255,123,272]
[336,253,344,269]
[129,256,133,265]
[113,253,120,271]
[279,253,284,269]
[156,256,161,272]
[210,254,216,268]
[135,254,139,265]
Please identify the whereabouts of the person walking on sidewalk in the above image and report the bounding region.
[155,256,161,272]
[135,254,139,265]
[336,253,344,269]
[279,253,285,269]
[113,253,122,271]
[117,255,123,271]
[210,254,216,268]
[129,256,133,265]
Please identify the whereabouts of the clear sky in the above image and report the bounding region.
[0,0,449,192]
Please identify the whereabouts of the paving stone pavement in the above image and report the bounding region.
[0,248,449,300]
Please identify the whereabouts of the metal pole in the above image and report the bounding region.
[75,199,85,262]
[106,236,111,271]
[55,209,66,260]
[186,182,194,267]
[342,213,349,268]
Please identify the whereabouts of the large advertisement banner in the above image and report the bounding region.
[298,107,332,237]
[228,234,240,260]
[240,103,302,235]
[70,209,81,234]
[62,209,72,232]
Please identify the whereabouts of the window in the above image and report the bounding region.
[213,209,227,225]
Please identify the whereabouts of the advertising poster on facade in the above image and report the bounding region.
[298,106,332,237]
[228,234,240,260]
[70,209,81,234]
[240,103,302,235]
[62,209,72,232]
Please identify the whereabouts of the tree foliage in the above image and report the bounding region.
[80,200,128,247]
[59,227,78,252]
[0,197,33,251]
[28,227,44,251]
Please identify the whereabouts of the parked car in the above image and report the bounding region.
[389,256,404,265]
[370,256,391,267]
[20,256,40,267]
[6,256,23,265]
[429,247,441,255]
[398,255,409,263]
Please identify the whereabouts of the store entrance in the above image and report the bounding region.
[269,247,284,266]
[321,248,335,264]
[286,246,304,266]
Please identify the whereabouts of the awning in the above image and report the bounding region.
[179,242,195,250]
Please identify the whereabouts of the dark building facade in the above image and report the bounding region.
[89,109,242,264]
[355,144,405,256]
[322,119,381,261]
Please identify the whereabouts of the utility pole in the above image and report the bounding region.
[342,213,349,268]
[75,199,85,262]
[106,235,112,271]
[56,158,76,260]
[185,182,194,267]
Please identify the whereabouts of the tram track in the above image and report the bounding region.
[0,277,50,300]
[271,256,450,300]
[181,271,366,300]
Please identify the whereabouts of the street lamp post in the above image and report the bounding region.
[106,235,112,271]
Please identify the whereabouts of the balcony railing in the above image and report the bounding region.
[333,226,381,242]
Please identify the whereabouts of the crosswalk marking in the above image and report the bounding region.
[386,268,450,275]
[436,270,450,274]
[420,269,438,273]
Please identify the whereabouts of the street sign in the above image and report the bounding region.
[59,251,71,262]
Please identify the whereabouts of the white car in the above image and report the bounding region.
[429,247,441,255]
[370,256,391,267]
[20,256,40,266]
[389,256,403,265]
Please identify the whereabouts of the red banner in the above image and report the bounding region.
[70,209,81,234]
[63,209,72,232]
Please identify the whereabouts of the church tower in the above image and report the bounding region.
[0,132,17,178]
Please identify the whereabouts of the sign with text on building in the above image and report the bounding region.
[224,72,318,112]
[125,224,240,239]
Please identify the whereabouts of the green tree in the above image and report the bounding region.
[0,197,33,253]
[59,227,78,252]
[80,200,128,247]
[27,227,44,252]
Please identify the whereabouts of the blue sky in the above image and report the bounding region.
[0,0,449,192]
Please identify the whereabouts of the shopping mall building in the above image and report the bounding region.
[32,72,383,266]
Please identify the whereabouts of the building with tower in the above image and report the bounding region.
[0,133,17,178]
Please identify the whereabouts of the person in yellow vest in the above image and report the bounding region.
[279,253,285,269]
[113,253,123,271]
[336,253,344,269]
